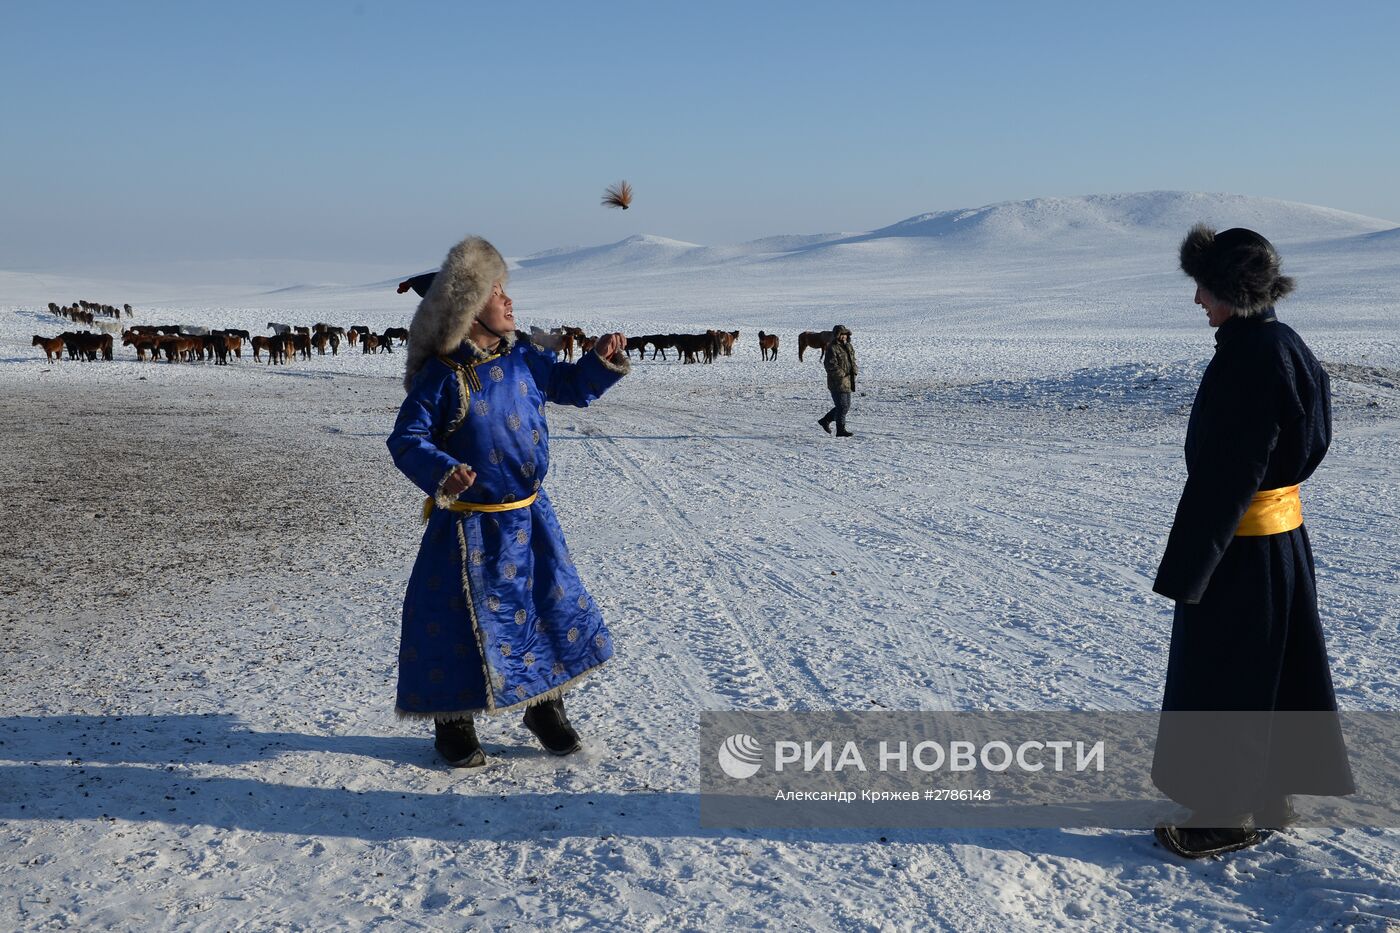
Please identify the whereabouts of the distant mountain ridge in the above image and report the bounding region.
[858,191,1394,243]
[3,193,1393,297]
[515,191,1397,276]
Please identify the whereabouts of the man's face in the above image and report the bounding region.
[479,281,514,333]
[1194,284,1233,328]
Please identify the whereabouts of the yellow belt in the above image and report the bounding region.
[1235,485,1302,537]
[422,492,538,523]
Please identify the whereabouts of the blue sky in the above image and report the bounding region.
[3,0,1397,269]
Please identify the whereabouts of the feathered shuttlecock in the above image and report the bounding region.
[601,180,633,210]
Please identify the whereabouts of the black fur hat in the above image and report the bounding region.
[1179,225,1295,315]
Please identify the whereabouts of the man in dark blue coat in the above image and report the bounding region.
[1150,226,1353,858]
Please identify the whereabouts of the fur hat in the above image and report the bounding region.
[403,236,510,390]
[1179,225,1294,316]
[831,323,852,337]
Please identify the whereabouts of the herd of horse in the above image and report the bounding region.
[541,326,837,363]
[32,303,844,367]
[529,326,736,364]
[46,299,132,327]
[31,318,412,365]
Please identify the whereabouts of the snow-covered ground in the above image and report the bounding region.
[3,192,1398,930]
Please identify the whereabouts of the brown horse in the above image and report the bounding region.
[32,335,65,361]
[558,326,587,361]
[156,336,201,362]
[177,336,202,361]
[122,332,161,362]
[291,332,312,360]
[797,330,834,362]
[758,330,779,361]
[273,334,295,363]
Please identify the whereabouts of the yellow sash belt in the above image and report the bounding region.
[422,492,538,523]
[1235,484,1302,537]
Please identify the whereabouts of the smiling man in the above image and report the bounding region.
[1149,225,1354,858]
[387,235,630,770]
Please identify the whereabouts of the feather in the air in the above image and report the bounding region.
[601,180,633,210]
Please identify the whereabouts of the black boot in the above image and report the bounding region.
[835,427,854,437]
[522,697,582,756]
[817,415,833,434]
[434,716,487,769]
[1154,821,1266,859]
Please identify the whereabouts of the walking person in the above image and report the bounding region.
[1150,226,1353,857]
[817,324,857,437]
[387,235,630,769]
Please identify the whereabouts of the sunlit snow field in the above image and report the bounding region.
[3,193,1398,931]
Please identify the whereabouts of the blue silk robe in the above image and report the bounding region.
[387,340,625,717]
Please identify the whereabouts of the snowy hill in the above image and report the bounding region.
[513,192,1398,280]
[517,234,706,272]
[2,193,1393,304]
[494,192,1400,333]
[850,191,1394,247]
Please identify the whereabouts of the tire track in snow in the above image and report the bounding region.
[572,427,791,710]
[596,427,884,712]
[570,394,999,915]
[572,399,967,711]
[607,394,1068,708]
[747,403,1159,699]
[591,390,1158,709]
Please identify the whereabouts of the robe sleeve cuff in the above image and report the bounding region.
[596,350,631,375]
[433,464,467,509]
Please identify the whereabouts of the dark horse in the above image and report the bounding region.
[797,330,834,362]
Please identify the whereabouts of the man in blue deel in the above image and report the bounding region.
[387,235,629,769]
[1150,225,1353,858]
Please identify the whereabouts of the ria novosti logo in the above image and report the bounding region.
[717,733,763,779]
[715,732,1108,780]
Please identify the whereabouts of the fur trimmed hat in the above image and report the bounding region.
[403,236,510,390]
[1179,225,1294,316]
[831,323,852,337]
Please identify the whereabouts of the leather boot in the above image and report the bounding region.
[1154,812,1266,858]
[434,716,487,769]
[522,697,582,756]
